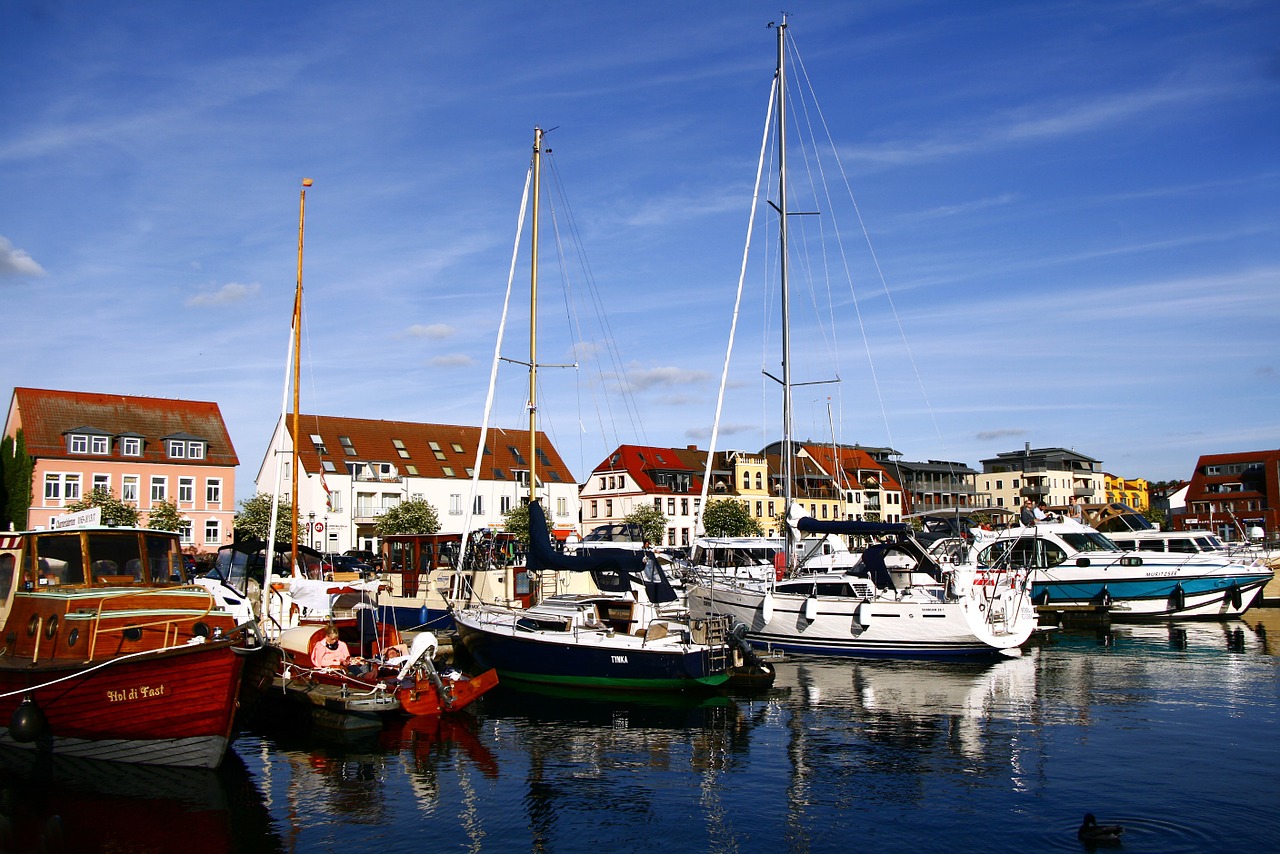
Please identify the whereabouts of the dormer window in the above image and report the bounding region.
[165,438,207,459]
[70,435,88,454]
[66,427,111,455]
[121,436,142,457]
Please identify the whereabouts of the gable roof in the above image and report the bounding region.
[589,444,708,494]
[286,414,577,485]
[799,444,904,492]
[9,387,238,466]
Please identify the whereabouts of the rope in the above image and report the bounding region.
[0,637,214,700]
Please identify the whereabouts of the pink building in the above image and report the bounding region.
[4,388,238,555]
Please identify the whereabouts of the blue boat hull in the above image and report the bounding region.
[1030,570,1270,618]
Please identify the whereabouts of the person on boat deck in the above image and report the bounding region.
[311,626,369,674]
[1020,499,1037,526]
[1068,496,1084,522]
[1037,502,1054,521]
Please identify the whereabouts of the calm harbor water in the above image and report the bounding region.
[3,609,1279,853]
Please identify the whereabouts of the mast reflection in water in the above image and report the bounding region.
[2,615,1278,853]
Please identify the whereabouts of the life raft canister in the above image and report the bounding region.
[773,550,786,581]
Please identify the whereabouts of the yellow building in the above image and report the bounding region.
[1104,473,1150,512]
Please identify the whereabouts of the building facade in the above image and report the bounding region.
[254,414,580,555]
[1173,449,1280,541]
[4,387,238,554]
[975,445,1105,512]
[799,444,905,523]
[1104,474,1150,512]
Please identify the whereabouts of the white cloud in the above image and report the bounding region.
[625,365,712,391]
[407,323,456,340]
[0,236,45,278]
[186,281,260,306]
[428,353,473,367]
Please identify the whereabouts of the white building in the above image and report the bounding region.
[254,414,580,554]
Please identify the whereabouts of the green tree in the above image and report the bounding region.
[1,430,33,530]
[502,502,531,545]
[146,498,186,532]
[234,493,296,543]
[374,498,441,536]
[702,498,763,537]
[623,503,667,545]
[65,486,139,527]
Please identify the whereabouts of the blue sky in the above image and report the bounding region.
[2,0,1277,504]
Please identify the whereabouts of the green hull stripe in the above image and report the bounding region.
[496,670,730,691]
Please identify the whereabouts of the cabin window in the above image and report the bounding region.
[36,534,86,585]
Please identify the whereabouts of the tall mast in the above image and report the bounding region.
[774,18,795,568]
[291,178,310,573]
[528,126,543,507]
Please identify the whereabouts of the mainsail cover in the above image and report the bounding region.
[794,516,909,537]
[526,502,676,602]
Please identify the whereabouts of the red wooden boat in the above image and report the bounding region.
[274,614,499,729]
[0,514,254,769]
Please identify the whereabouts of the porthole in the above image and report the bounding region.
[44,616,58,639]
[192,622,211,638]
[67,628,80,648]
[27,615,39,637]
[122,628,143,642]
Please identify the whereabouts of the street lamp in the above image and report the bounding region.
[308,512,315,549]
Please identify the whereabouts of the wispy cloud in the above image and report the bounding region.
[406,323,456,339]
[428,354,473,368]
[624,365,713,391]
[186,282,260,306]
[843,80,1231,167]
[0,236,45,278]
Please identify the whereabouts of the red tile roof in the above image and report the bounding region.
[10,387,238,466]
[589,444,708,493]
[287,414,577,485]
[800,444,903,492]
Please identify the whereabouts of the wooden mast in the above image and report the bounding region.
[291,178,310,573]
[528,127,543,508]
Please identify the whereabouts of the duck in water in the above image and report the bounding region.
[1078,813,1124,844]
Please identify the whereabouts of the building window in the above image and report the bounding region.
[668,528,676,546]
[605,499,613,517]
[310,434,327,454]
[682,528,690,546]
[167,440,186,459]
[44,473,61,502]
[742,473,750,490]
[667,497,676,515]
[340,436,357,456]
[449,494,462,515]
[556,497,567,517]
[121,437,142,457]
[591,500,598,519]
[91,435,109,454]
[69,435,88,454]
[206,479,222,504]
[204,520,221,545]
[150,476,167,502]
[178,477,194,504]
[473,495,484,515]
[501,495,513,514]
[188,442,205,460]
[756,501,763,518]
[93,473,110,493]
[654,498,662,512]
[179,521,194,544]
[122,475,139,502]
[681,498,689,516]
[429,441,446,461]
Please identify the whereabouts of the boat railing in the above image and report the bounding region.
[81,584,220,662]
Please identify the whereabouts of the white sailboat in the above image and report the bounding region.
[451,128,771,690]
[684,19,1037,657]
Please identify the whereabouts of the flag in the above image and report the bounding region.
[320,471,333,511]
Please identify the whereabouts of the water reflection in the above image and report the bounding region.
[0,748,282,853]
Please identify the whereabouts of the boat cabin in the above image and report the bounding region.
[0,525,239,662]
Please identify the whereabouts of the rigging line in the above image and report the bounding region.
[698,76,776,534]
[792,35,953,469]
[544,154,648,452]
[456,159,533,585]
[542,160,628,459]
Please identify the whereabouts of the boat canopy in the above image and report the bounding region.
[527,502,677,603]
[794,517,909,537]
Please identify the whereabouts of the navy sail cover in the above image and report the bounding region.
[525,502,677,603]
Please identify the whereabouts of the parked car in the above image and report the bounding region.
[344,548,382,569]
[321,553,372,577]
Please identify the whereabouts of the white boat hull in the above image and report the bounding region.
[687,582,1035,657]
